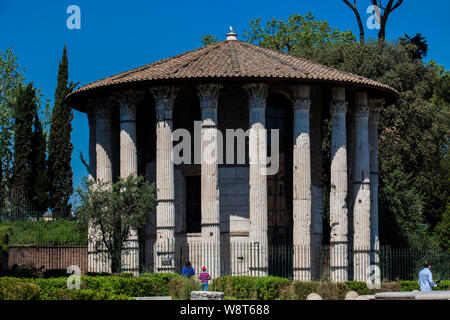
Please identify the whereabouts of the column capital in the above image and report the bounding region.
[244,83,268,110]
[329,100,348,115]
[88,98,113,120]
[151,86,178,121]
[86,104,95,124]
[197,83,222,109]
[354,104,370,118]
[112,90,145,122]
[368,98,385,124]
[354,92,369,118]
[329,87,347,115]
[291,84,311,111]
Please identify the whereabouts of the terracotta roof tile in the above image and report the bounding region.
[68,40,398,99]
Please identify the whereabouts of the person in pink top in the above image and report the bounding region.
[198,266,211,291]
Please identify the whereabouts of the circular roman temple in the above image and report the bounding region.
[67,29,398,281]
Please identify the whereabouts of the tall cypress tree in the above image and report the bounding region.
[30,111,48,214]
[47,45,75,218]
[11,83,36,204]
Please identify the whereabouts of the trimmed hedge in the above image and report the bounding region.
[213,276,291,299]
[213,276,450,300]
[0,277,40,300]
[1,274,449,300]
[32,273,184,299]
[0,273,185,300]
[43,288,133,300]
[399,280,450,291]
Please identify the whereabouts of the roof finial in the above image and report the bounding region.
[227,26,237,40]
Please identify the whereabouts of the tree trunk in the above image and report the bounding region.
[111,247,122,274]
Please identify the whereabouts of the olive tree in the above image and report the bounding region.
[75,174,156,273]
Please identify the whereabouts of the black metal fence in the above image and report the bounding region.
[146,242,449,281]
[3,235,449,281]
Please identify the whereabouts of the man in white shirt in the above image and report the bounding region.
[418,261,437,292]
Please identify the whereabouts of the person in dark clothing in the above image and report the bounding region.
[181,261,195,278]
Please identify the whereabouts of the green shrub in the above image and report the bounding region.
[0,225,11,263]
[379,282,402,292]
[1,219,87,245]
[44,288,133,300]
[120,272,134,278]
[32,277,68,299]
[213,276,291,300]
[345,281,373,295]
[43,269,68,278]
[253,276,291,300]
[399,280,450,291]
[29,274,182,299]
[0,277,40,300]
[168,276,201,299]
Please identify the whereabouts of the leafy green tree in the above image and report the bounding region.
[379,169,426,248]
[201,35,219,46]
[75,175,156,273]
[432,204,450,252]
[242,14,449,249]
[0,48,24,208]
[47,45,76,218]
[243,13,355,55]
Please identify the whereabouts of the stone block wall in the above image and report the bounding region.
[8,246,88,274]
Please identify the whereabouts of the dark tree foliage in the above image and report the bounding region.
[400,33,428,60]
[30,112,48,214]
[242,14,449,250]
[47,45,76,218]
[11,83,36,201]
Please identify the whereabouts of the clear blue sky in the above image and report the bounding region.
[1,0,449,200]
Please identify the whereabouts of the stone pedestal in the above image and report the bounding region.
[329,88,349,282]
[291,84,312,281]
[151,86,178,273]
[190,291,224,300]
[353,92,371,282]
[245,83,268,276]
[197,83,222,279]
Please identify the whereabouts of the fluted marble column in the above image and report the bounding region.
[291,84,312,281]
[369,98,384,269]
[151,86,178,273]
[88,101,113,273]
[245,83,268,276]
[353,92,371,282]
[329,88,349,282]
[87,105,97,273]
[87,107,96,183]
[197,83,222,279]
[118,94,140,276]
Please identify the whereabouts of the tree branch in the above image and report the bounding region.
[342,0,365,43]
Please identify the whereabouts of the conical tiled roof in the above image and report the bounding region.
[68,40,398,101]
